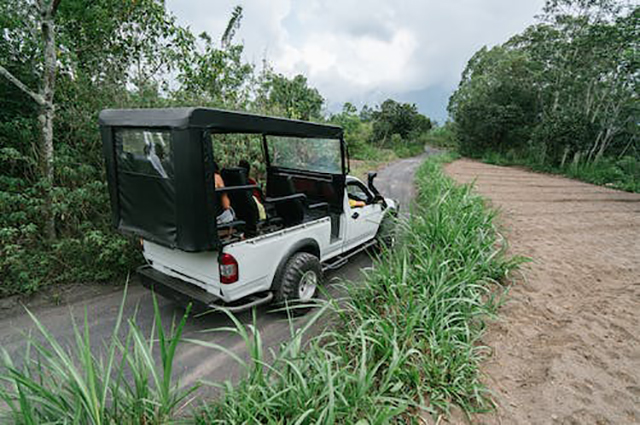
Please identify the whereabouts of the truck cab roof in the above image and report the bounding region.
[99,107,343,138]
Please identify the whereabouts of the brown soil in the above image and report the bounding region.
[445,159,640,425]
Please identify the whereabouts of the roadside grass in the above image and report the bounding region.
[393,140,426,158]
[197,152,522,422]
[0,287,197,424]
[350,156,397,181]
[0,153,521,422]
[482,151,640,193]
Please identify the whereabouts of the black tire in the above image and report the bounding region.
[376,213,397,249]
[273,252,323,310]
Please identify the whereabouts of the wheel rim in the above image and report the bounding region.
[297,270,318,301]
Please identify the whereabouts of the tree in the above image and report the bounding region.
[221,5,243,49]
[449,0,638,164]
[359,104,374,122]
[448,46,539,157]
[261,74,324,120]
[174,31,254,108]
[0,0,61,239]
[0,1,263,293]
[371,99,432,145]
[342,102,357,116]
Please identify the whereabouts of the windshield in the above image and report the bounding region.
[267,136,342,174]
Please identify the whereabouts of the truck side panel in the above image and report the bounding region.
[142,217,333,303]
[220,217,333,301]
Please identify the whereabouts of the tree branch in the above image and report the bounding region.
[0,65,45,106]
[51,0,62,16]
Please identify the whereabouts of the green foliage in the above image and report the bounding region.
[331,100,432,161]
[371,99,432,146]
[258,73,325,121]
[448,46,539,157]
[565,156,640,192]
[422,123,458,149]
[0,290,196,423]
[331,103,379,160]
[449,0,638,186]
[174,33,254,108]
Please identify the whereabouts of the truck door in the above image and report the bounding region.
[344,180,383,251]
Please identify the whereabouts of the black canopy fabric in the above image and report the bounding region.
[99,107,343,139]
[100,108,345,252]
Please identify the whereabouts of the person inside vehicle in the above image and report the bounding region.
[349,198,366,208]
[238,159,266,220]
[238,159,263,201]
[213,161,235,225]
[347,182,367,208]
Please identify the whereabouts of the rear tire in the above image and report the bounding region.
[273,252,323,313]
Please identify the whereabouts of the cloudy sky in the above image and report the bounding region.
[165,0,545,122]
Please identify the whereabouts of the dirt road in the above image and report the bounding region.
[0,153,428,397]
[446,160,640,424]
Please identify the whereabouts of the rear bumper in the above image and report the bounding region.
[137,265,273,313]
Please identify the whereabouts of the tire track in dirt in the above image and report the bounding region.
[445,159,640,425]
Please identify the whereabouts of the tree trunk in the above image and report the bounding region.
[40,8,58,240]
[0,0,60,239]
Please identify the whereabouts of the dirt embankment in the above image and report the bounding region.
[445,159,640,425]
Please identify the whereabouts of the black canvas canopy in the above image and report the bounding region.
[99,107,343,138]
[99,107,345,252]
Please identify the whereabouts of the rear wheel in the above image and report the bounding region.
[273,252,323,311]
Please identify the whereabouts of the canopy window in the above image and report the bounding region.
[116,129,173,179]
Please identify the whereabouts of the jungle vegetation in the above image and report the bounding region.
[448,0,639,192]
[0,0,432,296]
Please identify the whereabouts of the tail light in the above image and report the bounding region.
[219,253,239,284]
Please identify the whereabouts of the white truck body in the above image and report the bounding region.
[142,176,395,304]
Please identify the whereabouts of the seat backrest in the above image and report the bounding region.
[268,174,304,226]
[221,167,258,237]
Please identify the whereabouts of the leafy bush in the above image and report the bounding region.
[393,140,426,158]
[565,155,640,192]
[422,123,458,149]
[331,101,432,162]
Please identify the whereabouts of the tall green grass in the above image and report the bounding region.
[0,154,521,423]
[0,285,197,424]
[197,153,522,422]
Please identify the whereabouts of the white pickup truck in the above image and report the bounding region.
[100,107,397,312]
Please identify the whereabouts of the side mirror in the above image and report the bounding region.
[367,171,387,209]
[367,172,380,196]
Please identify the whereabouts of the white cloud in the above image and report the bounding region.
[166,0,545,119]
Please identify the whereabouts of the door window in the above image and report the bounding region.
[346,181,372,205]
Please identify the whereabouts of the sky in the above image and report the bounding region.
[165,0,545,123]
